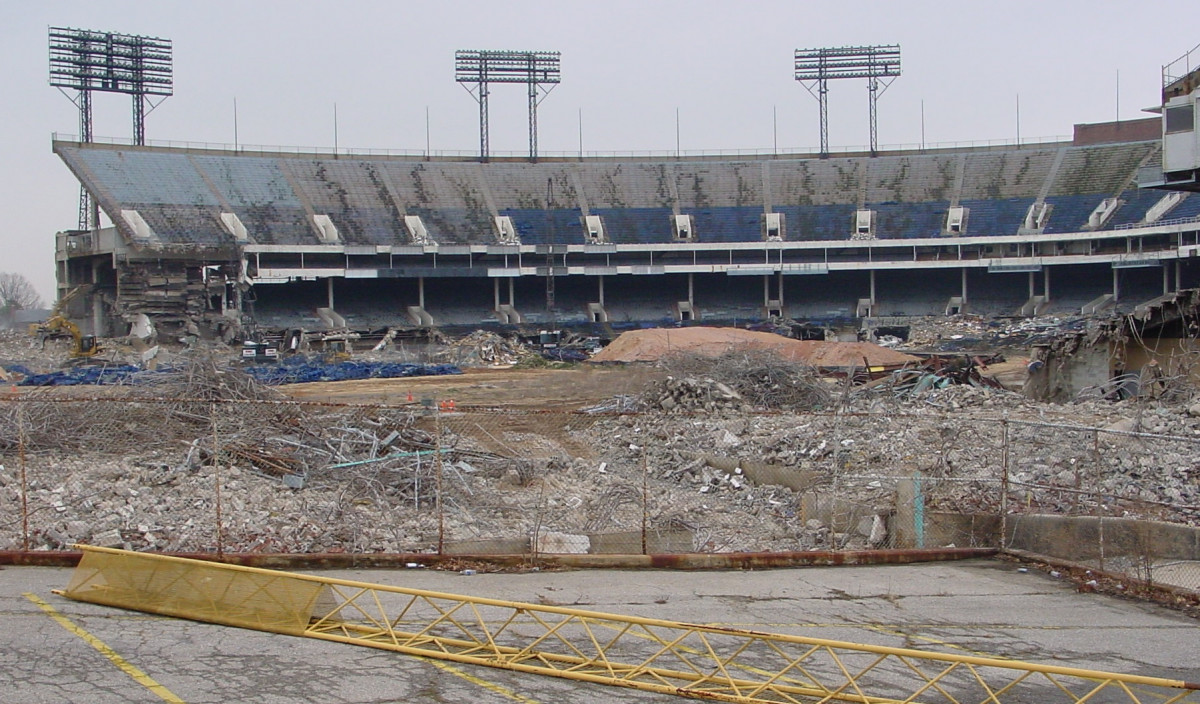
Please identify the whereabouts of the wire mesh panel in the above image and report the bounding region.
[1004,418,1200,594]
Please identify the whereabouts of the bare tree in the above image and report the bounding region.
[0,272,43,327]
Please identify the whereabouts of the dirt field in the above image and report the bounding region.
[281,364,665,409]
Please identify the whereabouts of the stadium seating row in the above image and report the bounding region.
[58,140,1188,247]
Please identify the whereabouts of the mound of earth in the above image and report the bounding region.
[590,327,920,368]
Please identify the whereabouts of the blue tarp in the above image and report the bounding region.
[241,359,462,385]
[8,364,145,387]
[4,359,462,387]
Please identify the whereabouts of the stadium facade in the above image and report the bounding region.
[51,119,1200,339]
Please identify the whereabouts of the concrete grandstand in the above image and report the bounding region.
[51,125,1200,337]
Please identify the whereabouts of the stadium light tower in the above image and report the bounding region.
[456,50,561,162]
[49,26,174,229]
[794,45,901,158]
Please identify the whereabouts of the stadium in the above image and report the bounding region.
[46,43,1200,343]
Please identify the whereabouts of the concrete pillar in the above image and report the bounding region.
[598,275,605,306]
[763,275,770,306]
[778,271,784,307]
[1028,271,1035,298]
[961,267,968,303]
[869,269,876,302]
[1163,263,1171,295]
[91,295,105,337]
[508,277,515,306]
[418,276,425,309]
[1044,267,1051,300]
[1176,260,1182,293]
[1112,268,1119,303]
[494,278,500,310]
[688,273,694,306]
[327,277,334,309]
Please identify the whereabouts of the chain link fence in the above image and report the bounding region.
[1,395,1197,594]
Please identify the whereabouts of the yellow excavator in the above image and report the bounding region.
[29,285,101,359]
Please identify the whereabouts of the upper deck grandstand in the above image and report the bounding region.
[52,126,1200,334]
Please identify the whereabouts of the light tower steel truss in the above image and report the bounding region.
[455,49,560,162]
[49,26,173,229]
[60,546,1200,704]
[795,45,900,158]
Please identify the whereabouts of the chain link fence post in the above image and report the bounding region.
[641,447,649,556]
[211,402,224,557]
[1000,415,1009,550]
[435,408,445,556]
[18,397,29,552]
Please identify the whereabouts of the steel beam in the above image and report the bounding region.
[60,547,1200,704]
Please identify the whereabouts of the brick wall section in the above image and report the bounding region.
[1073,118,1160,146]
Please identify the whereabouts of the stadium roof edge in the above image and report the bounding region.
[52,135,1114,165]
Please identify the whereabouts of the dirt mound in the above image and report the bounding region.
[591,327,919,368]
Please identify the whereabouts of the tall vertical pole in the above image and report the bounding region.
[1015,93,1021,146]
[78,88,95,230]
[675,107,681,157]
[868,76,879,157]
[233,97,239,150]
[479,79,490,162]
[818,78,829,158]
[133,94,145,146]
[920,99,926,151]
[528,56,538,161]
[425,106,431,160]
[578,107,583,158]
[773,104,778,155]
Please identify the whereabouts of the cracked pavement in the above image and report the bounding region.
[2,559,1197,702]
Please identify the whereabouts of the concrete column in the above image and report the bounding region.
[1176,260,1182,293]
[763,275,770,307]
[327,277,334,309]
[92,295,105,337]
[598,275,605,306]
[961,268,968,303]
[1163,263,1171,295]
[778,270,784,306]
[869,269,876,302]
[688,273,694,306]
[1112,268,1119,303]
[1043,267,1051,300]
[494,278,500,310]
[418,276,425,309]
[508,278,515,306]
[1028,271,1035,298]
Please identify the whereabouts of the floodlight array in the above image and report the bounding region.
[455,50,561,85]
[49,27,173,96]
[794,45,901,82]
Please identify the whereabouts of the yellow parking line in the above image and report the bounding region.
[24,593,186,704]
[422,657,543,704]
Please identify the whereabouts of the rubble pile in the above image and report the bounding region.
[3,389,1199,553]
[653,351,834,411]
[899,314,1093,352]
[438,331,532,366]
[644,376,746,413]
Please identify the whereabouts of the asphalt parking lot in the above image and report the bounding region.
[2,559,1197,703]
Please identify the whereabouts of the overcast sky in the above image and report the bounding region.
[1,0,1197,301]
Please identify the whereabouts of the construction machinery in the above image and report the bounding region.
[33,315,100,359]
[28,284,101,359]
